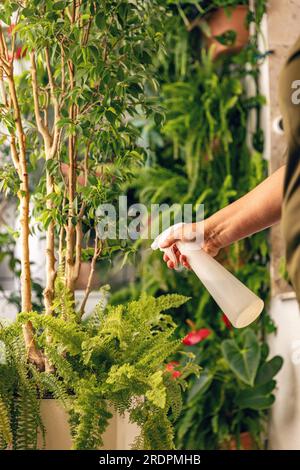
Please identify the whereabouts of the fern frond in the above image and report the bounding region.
[52,265,76,321]
[142,412,175,450]
[164,375,183,422]
[14,385,41,450]
[0,329,43,450]
[0,394,12,447]
[71,382,112,450]
[85,285,110,330]
[155,294,190,313]
[137,334,180,369]
[19,312,86,355]
[44,346,80,390]
[145,371,166,409]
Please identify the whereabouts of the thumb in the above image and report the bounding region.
[160,224,197,248]
[159,234,179,249]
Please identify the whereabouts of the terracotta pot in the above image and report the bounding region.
[38,399,140,450]
[221,432,255,450]
[206,5,249,59]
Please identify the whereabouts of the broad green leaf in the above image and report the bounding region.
[221,330,260,386]
[238,395,275,410]
[255,356,283,386]
[237,381,277,410]
[188,372,213,401]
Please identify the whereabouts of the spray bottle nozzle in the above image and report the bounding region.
[151,223,186,268]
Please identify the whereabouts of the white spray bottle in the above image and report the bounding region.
[151,223,264,328]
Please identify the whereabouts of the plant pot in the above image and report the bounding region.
[206,5,249,60]
[38,399,140,450]
[220,432,254,450]
[75,261,100,290]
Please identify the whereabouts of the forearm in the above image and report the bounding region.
[205,165,285,249]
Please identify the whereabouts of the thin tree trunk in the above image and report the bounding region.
[30,50,59,319]
[31,49,62,372]
[44,204,56,315]
[79,237,101,317]
[65,54,78,293]
[66,124,76,292]
[3,56,44,369]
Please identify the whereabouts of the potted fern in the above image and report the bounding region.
[0,0,199,450]
[0,292,198,449]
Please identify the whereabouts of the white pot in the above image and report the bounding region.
[38,399,140,450]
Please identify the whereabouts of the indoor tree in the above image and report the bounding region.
[0,0,164,368]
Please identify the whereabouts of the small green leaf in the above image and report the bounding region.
[53,1,66,10]
[237,394,275,410]
[154,113,164,127]
[215,30,237,46]
[95,13,106,29]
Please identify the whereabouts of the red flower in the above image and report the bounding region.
[172,370,181,379]
[165,361,179,372]
[165,361,181,379]
[182,328,211,346]
[222,314,232,330]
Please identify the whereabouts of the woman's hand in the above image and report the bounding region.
[160,166,285,270]
[160,221,221,269]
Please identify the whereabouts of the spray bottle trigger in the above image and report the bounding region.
[161,245,181,270]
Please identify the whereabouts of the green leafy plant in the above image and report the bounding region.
[177,328,282,449]
[0,322,45,450]
[0,293,199,450]
[119,33,270,334]
[0,0,166,368]
[162,50,244,184]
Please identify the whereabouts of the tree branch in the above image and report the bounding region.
[79,237,102,317]
[65,56,77,292]
[45,47,60,156]
[73,220,82,282]
[29,52,51,146]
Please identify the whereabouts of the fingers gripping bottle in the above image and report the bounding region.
[151,223,264,328]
